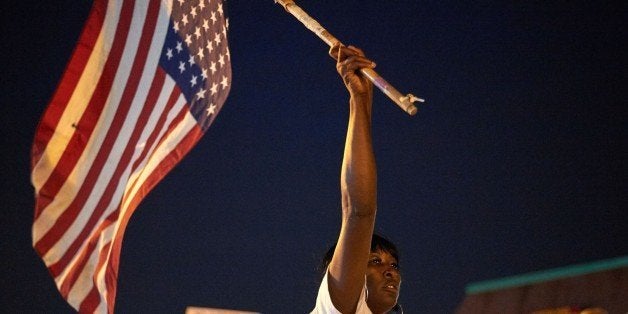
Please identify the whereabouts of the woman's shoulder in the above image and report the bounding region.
[311,270,372,314]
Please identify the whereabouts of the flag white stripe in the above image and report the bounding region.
[65,236,102,307]
[94,224,117,313]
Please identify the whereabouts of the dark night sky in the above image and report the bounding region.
[2,1,626,313]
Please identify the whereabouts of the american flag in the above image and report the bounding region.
[30,0,231,312]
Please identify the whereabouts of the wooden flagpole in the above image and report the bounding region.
[275,0,424,116]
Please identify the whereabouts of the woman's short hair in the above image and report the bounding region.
[319,233,399,274]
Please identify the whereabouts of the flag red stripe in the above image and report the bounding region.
[44,0,162,275]
[78,275,102,314]
[78,240,112,314]
[34,0,135,220]
[31,0,107,168]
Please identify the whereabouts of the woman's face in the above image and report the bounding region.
[365,249,401,313]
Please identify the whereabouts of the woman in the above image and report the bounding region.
[311,43,402,314]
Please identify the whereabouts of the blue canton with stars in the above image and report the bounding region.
[159,0,231,131]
